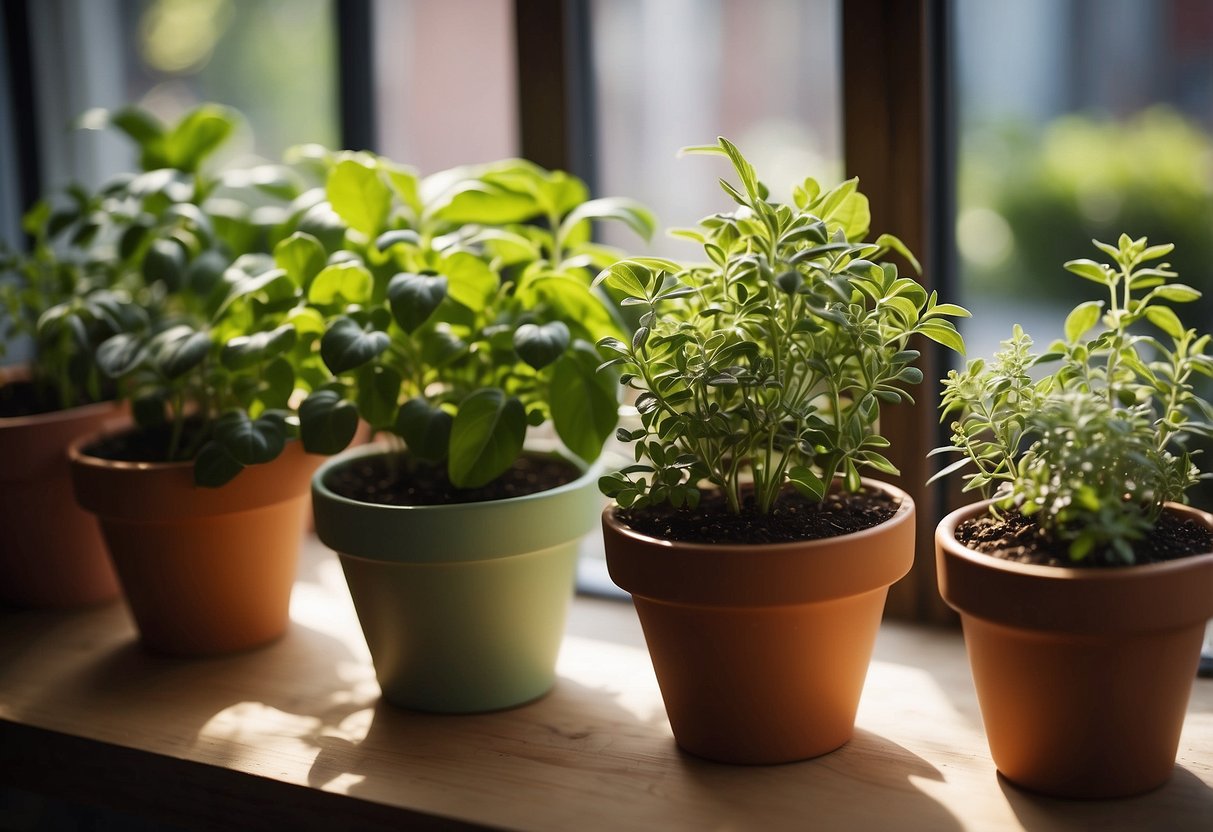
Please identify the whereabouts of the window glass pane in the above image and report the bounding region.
[29,0,338,189]
[591,0,842,257]
[372,0,517,173]
[120,0,338,158]
[955,0,1213,361]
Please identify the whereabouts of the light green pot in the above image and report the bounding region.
[312,443,602,713]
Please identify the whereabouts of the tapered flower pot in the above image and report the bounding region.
[0,389,123,608]
[602,480,915,764]
[312,443,602,713]
[69,433,322,655]
[937,500,1213,798]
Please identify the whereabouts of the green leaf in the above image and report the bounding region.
[274,232,327,289]
[1152,284,1201,303]
[355,364,403,428]
[296,202,347,253]
[1064,259,1110,285]
[874,233,921,274]
[788,466,826,501]
[142,238,186,291]
[78,106,168,168]
[376,229,422,251]
[259,357,295,410]
[214,410,286,466]
[165,104,236,172]
[591,260,655,297]
[326,158,392,236]
[1064,300,1104,343]
[1145,305,1185,339]
[558,198,656,244]
[388,272,448,333]
[96,333,148,378]
[308,261,373,307]
[442,251,498,313]
[395,398,453,464]
[514,321,570,370]
[221,324,297,370]
[918,321,966,355]
[448,389,527,488]
[193,441,244,488]
[299,389,359,455]
[152,326,211,380]
[551,344,617,463]
[320,316,390,373]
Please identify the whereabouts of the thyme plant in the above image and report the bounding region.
[595,138,968,515]
[933,235,1213,563]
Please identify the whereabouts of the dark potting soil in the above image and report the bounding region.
[0,381,62,417]
[617,487,900,545]
[955,509,1213,567]
[325,453,582,506]
[82,421,208,463]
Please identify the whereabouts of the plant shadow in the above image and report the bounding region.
[997,766,1213,832]
[671,728,964,830]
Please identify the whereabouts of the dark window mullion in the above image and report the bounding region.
[335,0,377,153]
[843,0,954,624]
[3,0,42,240]
[513,0,596,187]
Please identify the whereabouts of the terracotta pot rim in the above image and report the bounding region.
[937,499,1213,582]
[603,477,913,554]
[312,440,601,514]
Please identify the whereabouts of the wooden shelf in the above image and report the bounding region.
[1,535,1210,830]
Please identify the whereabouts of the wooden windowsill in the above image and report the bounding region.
[1,535,1210,830]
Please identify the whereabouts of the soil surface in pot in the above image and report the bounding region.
[956,509,1213,567]
[82,420,207,462]
[1,380,64,417]
[617,487,898,545]
[325,452,582,506]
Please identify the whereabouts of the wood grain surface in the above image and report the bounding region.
[1,535,1210,830]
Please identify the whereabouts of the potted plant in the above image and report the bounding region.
[0,106,215,607]
[65,104,339,655]
[594,138,968,764]
[306,150,654,712]
[932,234,1213,798]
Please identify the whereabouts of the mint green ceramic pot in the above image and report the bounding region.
[312,443,601,713]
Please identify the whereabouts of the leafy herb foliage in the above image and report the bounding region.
[934,235,1213,563]
[595,138,967,514]
[295,152,654,489]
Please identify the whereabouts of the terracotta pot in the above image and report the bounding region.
[312,443,602,713]
[0,382,124,608]
[69,433,322,656]
[937,500,1213,798]
[602,480,915,764]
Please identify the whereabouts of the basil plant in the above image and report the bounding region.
[595,138,968,514]
[80,104,341,486]
[294,151,655,488]
[933,235,1213,564]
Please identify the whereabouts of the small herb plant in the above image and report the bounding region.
[294,152,655,489]
[933,234,1213,564]
[79,104,334,486]
[594,138,968,515]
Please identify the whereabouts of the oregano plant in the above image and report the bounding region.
[933,234,1213,564]
[594,137,968,515]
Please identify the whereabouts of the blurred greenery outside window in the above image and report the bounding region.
[955,0,1213,360]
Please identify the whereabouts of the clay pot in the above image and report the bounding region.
[312,443,602,713]
[602,480,915,764]
[0,383,123,608]
[936,500,1213,798]
[69,433,322,655]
